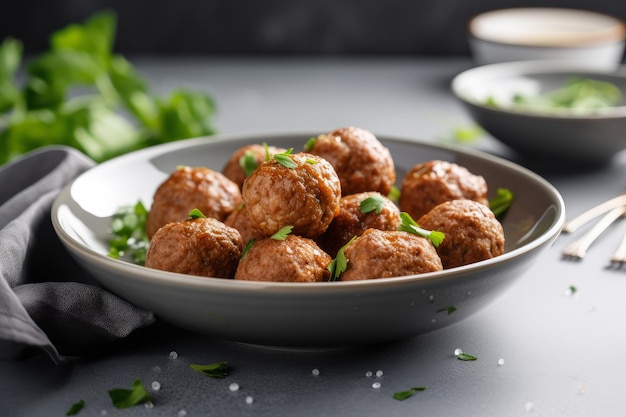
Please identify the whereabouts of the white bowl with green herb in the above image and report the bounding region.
[51,131,564,348]
[452,60,626,166]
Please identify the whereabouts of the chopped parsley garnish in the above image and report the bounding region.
[190,361,229,378]
[239,150,258,177]
[360,195,385,214]
[393,386,427,401]
[457,352,478,361]
[65,399,85,416]
[398,212,445,247]
[108,200,150,265]
[108,379,153,409]
[273,148,297,168]
[305,157,318,164]
[328,236,356,281]
[271,225,293,240]
[188,208,206,219]
[304,137,317,151]
[489,188,514,220]
[241,238,255,259]
[436,305,457,315]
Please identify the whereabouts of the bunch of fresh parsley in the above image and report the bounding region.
[0,10,216,165]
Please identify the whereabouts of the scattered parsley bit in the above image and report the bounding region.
[273,148,297,168]
[398,212,445,247]
[304,137,317,151]
[569,285,577,294]
[328,236,356,281]
[271,225,294,240]
[393,386,427,401]
[457,352,478,361]
[263,142,271,161]
[436,305,457,315]
[65,399,85,416]
[387,185,400,204]
[108,200,150,265]
[108,379,153,409]
[241,238,255,259]
[489,188,514,220]
[305,157,318,164]
[190,361,229,378]
[360,195,385,214]
[239,150,258,177]
[452,125,484,143]
[188,208,206,219]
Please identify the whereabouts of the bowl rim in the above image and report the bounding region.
[451,59,626,120]
[468,7,626,47]
[51,131,566,294]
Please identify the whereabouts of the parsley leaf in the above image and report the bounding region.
[360,195,385,214]
[436,305,457,315]
[190,361,229,378]
[304,137,316,151]
[239,150,258,177]
[393,386,427,401]
[457,352,478,361]
[273,148,297,168]
[108,200,149,265]
[108,379,153,409]
[387,185,400,204]
[328,236,356,281]
[271,225,293,240]
[65,399,85,416]
[188,208,206,219]
[398,212,445,247]
[489,188,514,220]
[241,238,255,259]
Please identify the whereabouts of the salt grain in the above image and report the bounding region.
[454,348,463,356]
[311,368,320,376]
[375,370,383,377]
[245,396,254,405]
[144,401,154,409]
[151,381,161,391]
[372,382,381,389]
[178,410,188,417]
[169,351,178,360]
[365,371,373,378]
[497,358,505,366]
[229,383,240,392]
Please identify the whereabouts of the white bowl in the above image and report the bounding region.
[469,8,626,70]
[452,60,626,165]
[51,132,565,348]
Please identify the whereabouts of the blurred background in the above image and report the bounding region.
[3,0,626,58]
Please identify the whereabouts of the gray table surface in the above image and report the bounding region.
[2,57,626,417]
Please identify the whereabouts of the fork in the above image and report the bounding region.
[562,193,626,234]
[562,206,626,260]
[609,229,626,267]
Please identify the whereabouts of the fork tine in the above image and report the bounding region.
[562,206,626,260]
[563,193,626,234]
[610,228,626,267]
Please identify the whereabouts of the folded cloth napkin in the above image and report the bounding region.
[0,146,155,363]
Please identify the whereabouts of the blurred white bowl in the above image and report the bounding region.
[469,8,626,70]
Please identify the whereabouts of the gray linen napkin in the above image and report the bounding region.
[0,146,155,363]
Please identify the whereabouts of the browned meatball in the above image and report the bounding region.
[307,127,396,196]
[316,192,401,256]
[145,217,243,278]
[146,166,242,238]
[222,144,287,189]
[417,199,504,269]
[399,160,488,220]
[339,229,442,281]
[235,234,332,282]
[242,152,341,238]
[223,204,264,247]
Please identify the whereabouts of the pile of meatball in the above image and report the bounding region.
[144,126,505,282]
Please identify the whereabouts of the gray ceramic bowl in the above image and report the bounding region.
[52,132,565,348]
[452,60,626,166]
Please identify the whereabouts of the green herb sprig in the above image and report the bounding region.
[489,188,514,220]
[273,148,297,168]
[188,208,206,219]
[328,236,356,281]
[239,150,258,177]
[108,200,149,264]
[0,11,217,166]
[190,361,229,378]
[393,386,427,401]
[108,379,153,409]
[360,195,385,214]
[398,212,445,247]
[271,225,294,240]
[65,399,85,416]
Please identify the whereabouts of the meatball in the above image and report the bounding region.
[316,192,401,256]
[146,166,242,238]
[417,199,504,269]
[242,152,341,238]
[339,229,443,281]
[223,204,264,247]
[235,234,332,282]
[399,160,488,220]
[308,126,396,196]
[145,217,243,278]
[222,144,287,189]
